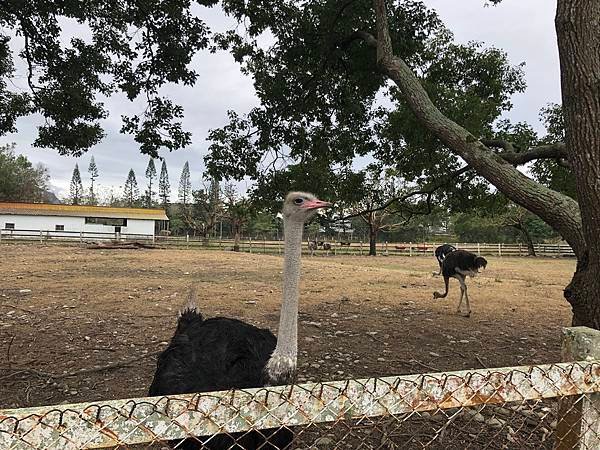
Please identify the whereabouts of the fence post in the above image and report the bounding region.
[556,327,600,449]
[186,234,189,249]
[385,241,388,256]
[40,230,43,244]
[519,243,522,257]
[360,240,363,256]
[80,231,83,246]
[409,242,413,257]
[498,243,502,257]
[249,237,252,253]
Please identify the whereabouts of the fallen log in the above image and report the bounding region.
[86,241,160,250]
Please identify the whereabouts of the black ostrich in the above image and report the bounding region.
[433,250,487,317]
[149,192,331,449]
[434,244,456,275]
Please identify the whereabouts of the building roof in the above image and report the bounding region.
[0,202,168,220]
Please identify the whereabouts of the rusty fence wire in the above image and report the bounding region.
[1,361,600,449]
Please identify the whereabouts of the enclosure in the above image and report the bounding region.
[0,243,588,448]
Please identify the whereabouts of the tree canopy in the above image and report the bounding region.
[0,0,219,157]
[0,142,49,202]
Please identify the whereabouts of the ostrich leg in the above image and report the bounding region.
[456,275,470,317]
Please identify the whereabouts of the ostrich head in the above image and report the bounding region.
[475,256,488,271]
[282,191,331,223]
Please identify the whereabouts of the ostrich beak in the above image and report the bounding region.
[303,199,332,210]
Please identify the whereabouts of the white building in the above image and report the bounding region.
[0,202,169,238]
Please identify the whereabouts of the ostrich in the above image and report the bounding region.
[308,239,317,256]
[433,250,487,317]
[149,192,331,449]
[434,244,456,275]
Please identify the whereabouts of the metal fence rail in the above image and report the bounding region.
[2,360,599,449]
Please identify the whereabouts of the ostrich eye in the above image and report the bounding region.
[294,198,304,205]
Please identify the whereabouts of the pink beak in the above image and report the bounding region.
[302,198,332,210]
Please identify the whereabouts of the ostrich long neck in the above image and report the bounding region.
[272,218,303,363]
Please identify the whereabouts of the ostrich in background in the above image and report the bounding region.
[149,192,331,449]
[434,243,456,275]
[433,250,487,317]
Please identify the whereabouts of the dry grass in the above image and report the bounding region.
[0,243,575,409]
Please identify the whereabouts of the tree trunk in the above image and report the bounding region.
[233,223,241,252]
[556,0,600,327]
[524,234,536,257]
[369,223,377,256]
[512,224,536,257]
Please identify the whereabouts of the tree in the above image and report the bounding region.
[69,163,84,205]
[0,143,49,202]
[123,169,140,207]
[145,158,157,207]
[87,156,99,205]
[158,160,171,207]
[206,0,599,328]
[347,166,405,256]
[191,177,224,240]
[178,161,192,206]
[223,184,252,252]
[0,2,219,157]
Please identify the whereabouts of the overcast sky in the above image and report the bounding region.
[1,0,561,200]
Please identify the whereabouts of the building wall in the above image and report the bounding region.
[0,214,84,232]
[0,214,156,236]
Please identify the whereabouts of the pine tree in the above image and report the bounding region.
[178,161,192,206]
[123,169,140,207]
[158,160,170,206]
[69,163,84,205]
[87,156,99,205]
[144,158,157,207]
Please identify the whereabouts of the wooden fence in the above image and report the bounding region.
[0,228,575,258]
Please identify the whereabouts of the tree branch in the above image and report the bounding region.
[334,166,471,223]
[482,140,570,166]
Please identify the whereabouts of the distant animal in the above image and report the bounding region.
[149,192,331,449]
[433,250,487,317]
[308,240,317,256]
[434,244,457,275]
[317,241,331,251]
[339,241,351,247]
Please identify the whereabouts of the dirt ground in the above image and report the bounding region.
[0,243,575,410]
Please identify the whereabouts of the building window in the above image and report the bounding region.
[55,225,65,231]
[5,223,15,230]
[85,217,127,226]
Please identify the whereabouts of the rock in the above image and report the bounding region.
[19,289,31,294]
[314,435,336,448]
[429,352,440,357]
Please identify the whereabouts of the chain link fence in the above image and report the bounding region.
[2,360,599,449]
